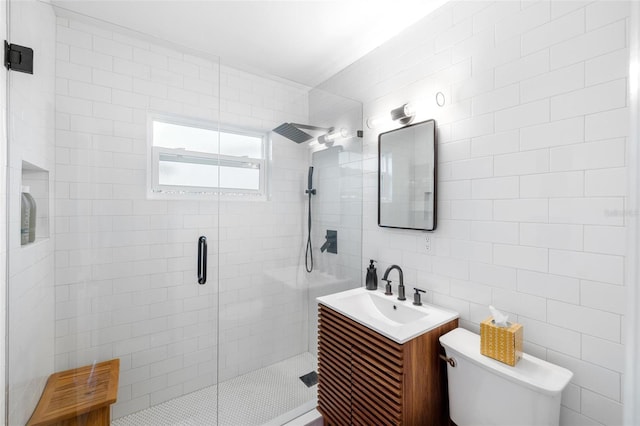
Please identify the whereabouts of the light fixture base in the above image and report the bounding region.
[390,103,415,125]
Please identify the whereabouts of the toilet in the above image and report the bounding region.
[439,328,573,426]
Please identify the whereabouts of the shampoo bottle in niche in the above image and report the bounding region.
[20,187,30,245]
[20,186,36,245]
[365,259,378,290]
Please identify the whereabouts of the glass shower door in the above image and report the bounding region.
[214,69,315,425]
[6,1,223,424]
[215,76,363,424]
[5,2,362,426]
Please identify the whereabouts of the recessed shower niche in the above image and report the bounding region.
[21,160,49,245]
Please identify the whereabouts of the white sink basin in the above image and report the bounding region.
[317,287,459,344]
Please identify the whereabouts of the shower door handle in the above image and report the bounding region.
[197,236,207,285]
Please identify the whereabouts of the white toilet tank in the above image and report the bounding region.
[439,328,573,426]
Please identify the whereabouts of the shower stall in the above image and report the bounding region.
[4,1,362,425]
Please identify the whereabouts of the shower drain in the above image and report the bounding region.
[299,371,318,387]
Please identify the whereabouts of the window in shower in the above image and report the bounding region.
[148,113,266,197]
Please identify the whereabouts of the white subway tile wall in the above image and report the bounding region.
[54,16,313,418]
[7,2,57,425]
[319,1,628,424]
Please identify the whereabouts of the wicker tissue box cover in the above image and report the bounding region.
[480,316,523,366]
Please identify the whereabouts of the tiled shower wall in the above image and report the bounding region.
[53,15,310,418]
[7,1,57,425]
[306,91,364,355]
[320,1,629,425]
[308,91,363,283]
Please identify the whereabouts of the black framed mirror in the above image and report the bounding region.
[378,119,437,231]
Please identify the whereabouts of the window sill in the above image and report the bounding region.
[147,190,269,202]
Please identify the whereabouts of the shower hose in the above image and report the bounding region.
[305,192,313,273]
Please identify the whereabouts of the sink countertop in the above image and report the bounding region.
[317,287,459,344]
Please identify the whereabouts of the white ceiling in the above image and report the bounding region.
[51,0,447,87]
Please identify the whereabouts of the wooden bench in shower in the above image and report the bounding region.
[27,358,120,426]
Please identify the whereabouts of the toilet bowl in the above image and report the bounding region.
[439,328,573,426]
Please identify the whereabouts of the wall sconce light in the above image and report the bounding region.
[318,127,349,145]
[390,103,415,125]
[366,92,445,129]
[367,102,417,129]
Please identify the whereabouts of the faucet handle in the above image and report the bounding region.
[382,279,393,296]
[413,288,426,306]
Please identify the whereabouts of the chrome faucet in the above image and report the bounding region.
[382,265,406,301]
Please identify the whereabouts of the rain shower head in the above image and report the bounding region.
[272,122,331,144]
[273,123,313,143]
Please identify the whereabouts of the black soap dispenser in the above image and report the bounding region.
[365,259,378,290]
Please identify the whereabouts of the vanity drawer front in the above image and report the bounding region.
[352,347,403,425]
[353,401,401,426]
[319,305,404,425]
[318,303,456,426]
[352,352,402,398]
[319,305,403,366]
[318,306,352,425]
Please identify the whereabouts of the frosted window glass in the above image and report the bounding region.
[158,161,219,188]
[151,116,265,195]
[220,166,260,190]
[153,121,263,159]
[158,157,260,191]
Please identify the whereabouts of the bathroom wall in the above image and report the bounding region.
[320,1,629,425]
[53,13,311,418]
[6,0,57,424]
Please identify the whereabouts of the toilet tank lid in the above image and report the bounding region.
[439,328,573,396]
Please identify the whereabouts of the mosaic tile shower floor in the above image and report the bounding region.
[112,352,317,426]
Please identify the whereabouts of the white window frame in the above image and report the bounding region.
[147,112,268,200]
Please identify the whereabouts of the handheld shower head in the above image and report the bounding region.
[305,166,316,195]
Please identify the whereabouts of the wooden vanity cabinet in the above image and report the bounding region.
[318,304,458,426]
